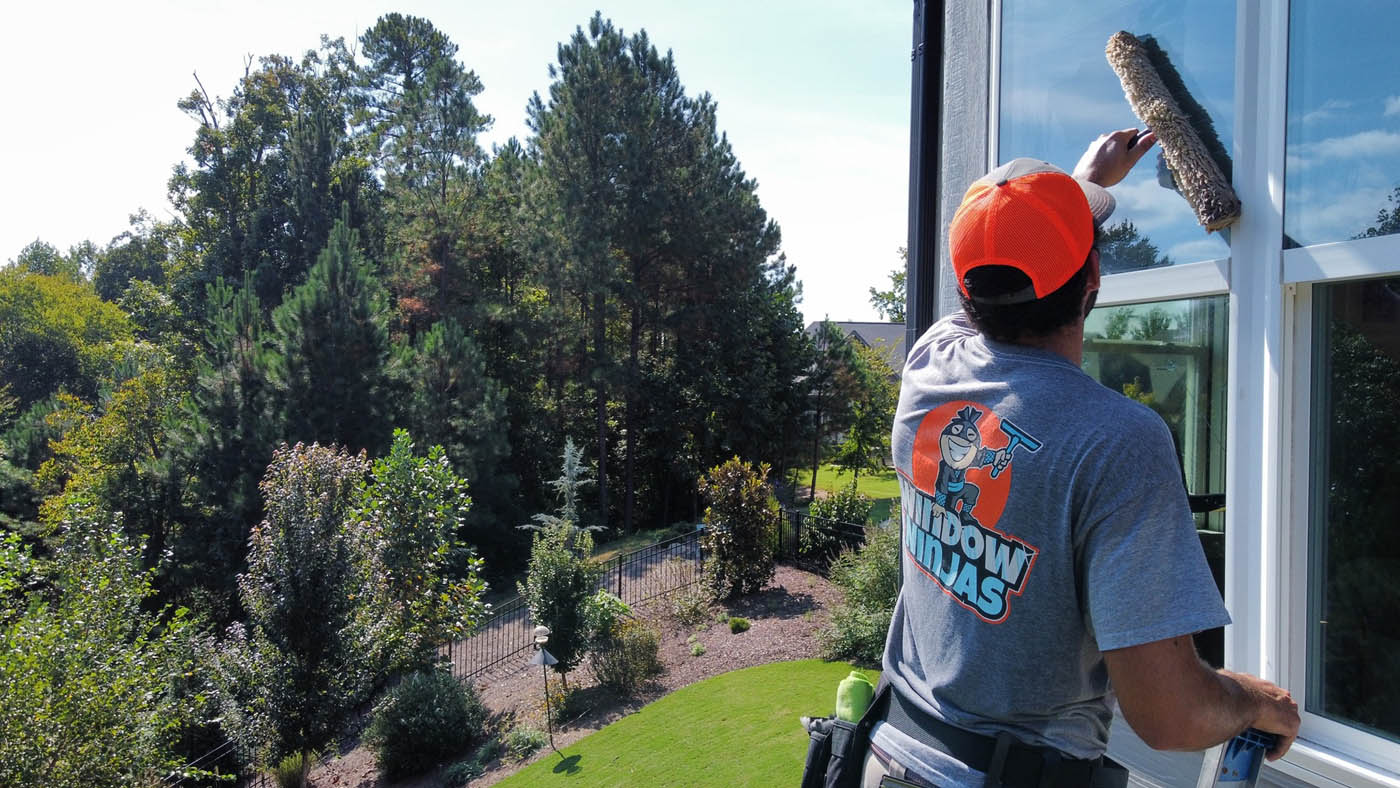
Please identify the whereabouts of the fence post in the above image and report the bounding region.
[616,553,623,599]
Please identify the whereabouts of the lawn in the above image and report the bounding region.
[495,659,876,786]
[791,465,899,525]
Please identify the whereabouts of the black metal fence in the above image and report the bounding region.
[778,508,870,570]
[445,528,706,680]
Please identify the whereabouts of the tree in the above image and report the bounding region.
[393,319,517,571]
[700,457,777,599]
[518,522,603,687]
[352,430,487,674]
[522,437,600,537]
[231,443,368,784]
[868,254,907,322]
[0,510,201,788]
[806,321,862,500]
[269,208,392,454]
[835,342,899,480]
[1098,220,1172,274]
[9,239,86,282]
[0,268,132,408]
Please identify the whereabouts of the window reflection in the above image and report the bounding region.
[1309,278,1400,742]
[1286,1,1400,247]
[1084,296,1229,664]
[1000,0,1233,270]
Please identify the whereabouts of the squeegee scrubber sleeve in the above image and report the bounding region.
[1137,34,1232,183]
[1106,31,1241,232]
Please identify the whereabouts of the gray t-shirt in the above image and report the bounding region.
[872,313,1230,784]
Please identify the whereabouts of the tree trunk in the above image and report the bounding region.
[593,291,609,527]
[624,305,639,533]
[810,408,822,502]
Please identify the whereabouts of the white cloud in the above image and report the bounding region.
[1302,99,1352,125]
[1386,96,1400,117]
[1288,129,1400,170]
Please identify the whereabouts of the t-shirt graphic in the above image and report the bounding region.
[900,400,1043,623]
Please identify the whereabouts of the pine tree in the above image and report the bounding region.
[270,207,391,454]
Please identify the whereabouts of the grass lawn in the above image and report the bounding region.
[591,526,688,563]
[793,464,900,500]
[495,659,877,786]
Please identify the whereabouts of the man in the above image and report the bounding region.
[863,129,1300,788]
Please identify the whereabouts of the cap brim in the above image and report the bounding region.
[1076,178,1116,227]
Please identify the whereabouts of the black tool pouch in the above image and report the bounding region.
[800,683,891,788]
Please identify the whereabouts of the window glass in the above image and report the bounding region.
[1286,2,1400,247]
[1000,0,1233,273]
[1309,278,1400,742]
[1084,295,1229,664]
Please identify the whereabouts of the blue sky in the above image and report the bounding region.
[0,1,912,326]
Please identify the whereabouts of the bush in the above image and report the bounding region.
[802,484,872,564]
[274,751,313,788]
[690,641,707,657]
[820,522,900,665]
[669,585,712,627]
[590,618,662,693]
[700,458,777,600]
[518,524,603,682]
[504,725,548,760]
[364,669,485,780]
[728,616,751,634]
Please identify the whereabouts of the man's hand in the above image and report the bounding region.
[1105,634,1300,759]
[1073,128,1157,187]
[1221,669,1301,761]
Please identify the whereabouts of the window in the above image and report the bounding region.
[1084,296,1229,665]
[998,0,1234,273]
[1307,278,1400,745]
[1285,1,1400,248]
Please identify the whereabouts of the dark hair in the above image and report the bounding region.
[958,251,1095,343]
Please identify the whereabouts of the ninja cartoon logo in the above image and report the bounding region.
[901,402,1045,623]
[935,405,1007,527]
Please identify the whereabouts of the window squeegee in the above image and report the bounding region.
[1106,31,1242,232]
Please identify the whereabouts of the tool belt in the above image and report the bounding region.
[884,687,1130,788]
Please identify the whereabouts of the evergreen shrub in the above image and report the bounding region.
[820,522,900,665]
[364,669,485,780]
[700,457,777,599]
[590,618,662,693]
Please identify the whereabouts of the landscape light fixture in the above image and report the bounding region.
[529,624,559,753]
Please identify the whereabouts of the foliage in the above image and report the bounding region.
[522,437,600,536]
[269,208,392,455]
[275,751,315,788]
[518,522,603,682]
[590,617,662,693]
[365,669,486,780]
[0,267,133,408]
[835,342,898,480]
[806,321,862,500]
[689,641,707,657]
[700,458,777,599]
[352,429,487,674]
[821,523,901,665]
[728,616,750,634]
[504,724,549,761]
[230,443,369,769]
[668,583,712,627]
[803,484,873,564]
[868,258,907,322]
[582,589,631,643]
[1098,220,1173,274]
[0,511,203,788]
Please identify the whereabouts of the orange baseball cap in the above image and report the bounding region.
[950,158,1115,304]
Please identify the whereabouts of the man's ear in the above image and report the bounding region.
[1082,248,1102,319]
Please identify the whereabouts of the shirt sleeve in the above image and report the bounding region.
[1073,410,1231,652]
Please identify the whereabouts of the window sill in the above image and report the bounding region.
[1269,739,1400,788]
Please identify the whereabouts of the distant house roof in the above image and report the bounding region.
[806,321,907,371]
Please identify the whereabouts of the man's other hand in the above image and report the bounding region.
[1073,128,1157,188]
[1220,669,1301,761]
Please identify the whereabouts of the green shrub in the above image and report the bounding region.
[443,757,483,787]
[700,458,777,600]
[590,618,662,693]
[518,524,603,682]
[669,584,711,626]
[820,522,901,665]
[690,641,707,657]
[364,669,485,780]
[803,484,872,563]
[274,751,313,788]
[505,725,548,760]
[728,616,750,634]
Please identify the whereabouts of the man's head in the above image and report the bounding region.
[950,158,1113,342]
